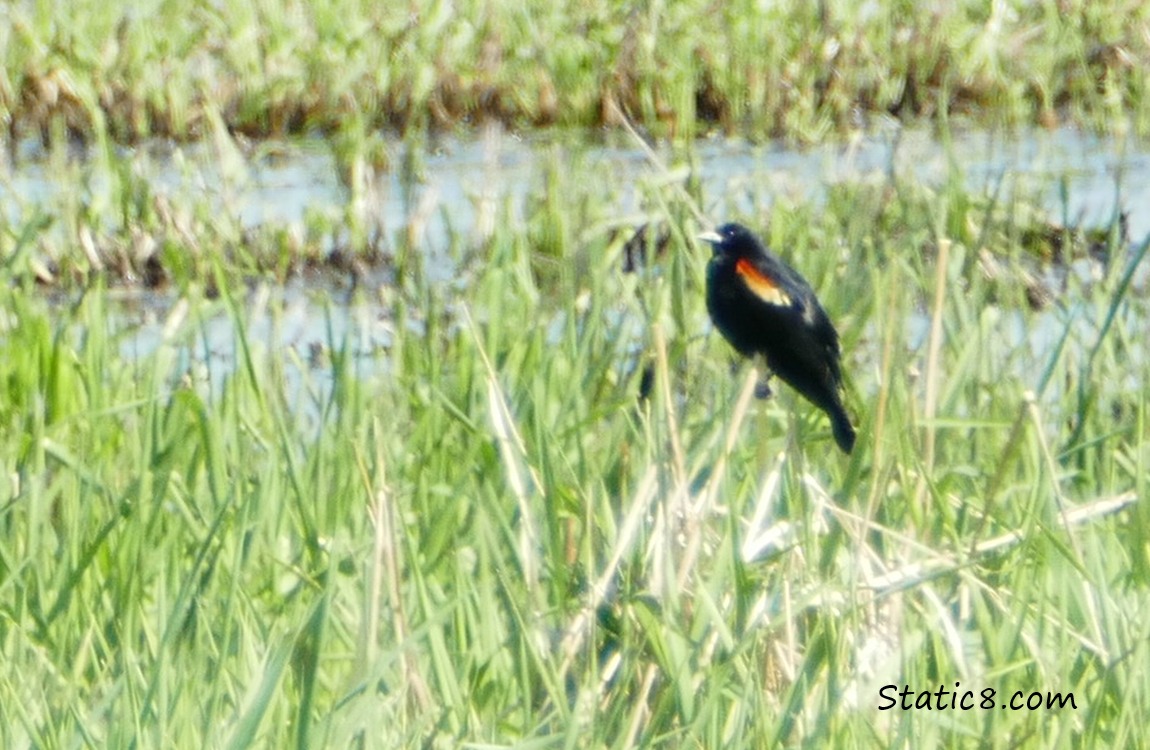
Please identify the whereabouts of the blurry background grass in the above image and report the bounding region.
[1,0,1149,747]
[1,0,1149,144]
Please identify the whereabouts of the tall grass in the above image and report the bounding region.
[2,0,1150,145]
[0,131,1147,747]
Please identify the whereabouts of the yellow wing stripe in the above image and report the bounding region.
[735,258,791,306]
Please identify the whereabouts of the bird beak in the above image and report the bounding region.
[697,230,722,244]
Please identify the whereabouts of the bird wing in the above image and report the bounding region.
[734,258,792,307]
[746,253,845,384]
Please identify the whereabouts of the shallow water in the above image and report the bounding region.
[6,124,1149,248]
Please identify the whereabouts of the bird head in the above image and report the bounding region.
[698,222,761,258]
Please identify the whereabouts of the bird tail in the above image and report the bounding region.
[828,402,856,454]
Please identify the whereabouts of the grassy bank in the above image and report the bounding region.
[1,141,1147,746]
[2,0,1150,145]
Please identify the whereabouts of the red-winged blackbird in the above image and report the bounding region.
[700,222,856,453]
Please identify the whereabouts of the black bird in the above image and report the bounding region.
[699,222,856,453]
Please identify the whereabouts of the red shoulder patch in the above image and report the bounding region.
[735,258,791,306]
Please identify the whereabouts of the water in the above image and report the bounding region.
[6,124,1149,247]
[697,126,1149,239]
